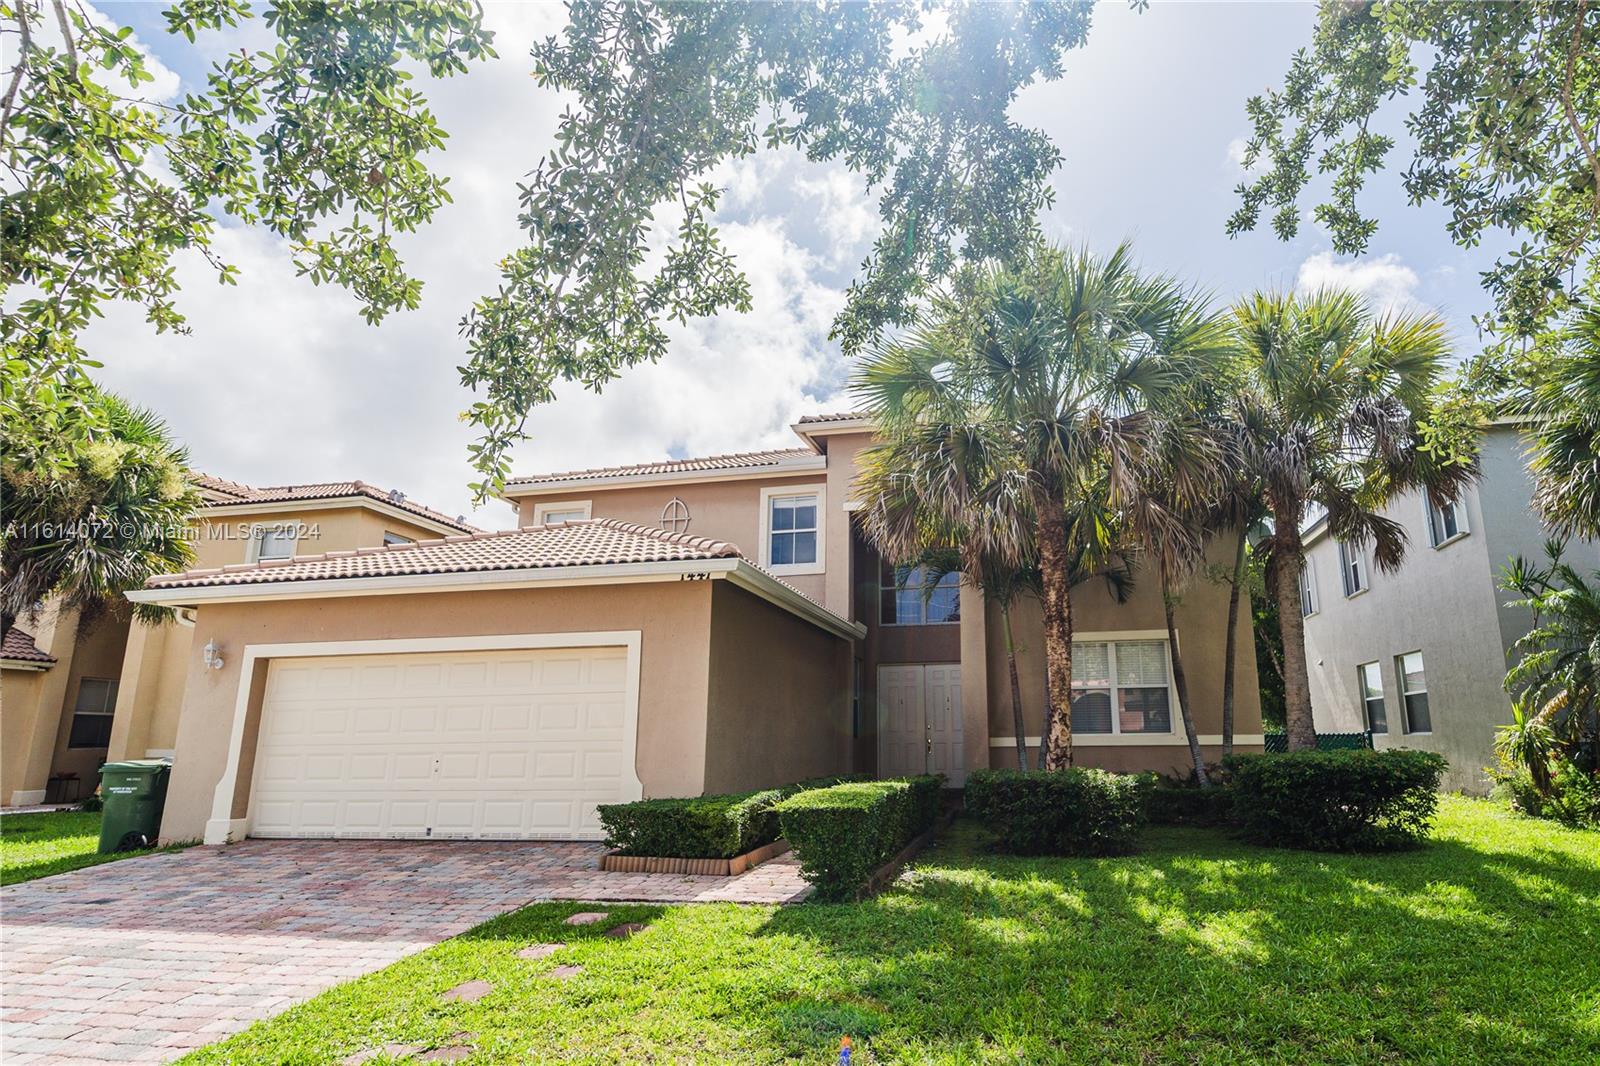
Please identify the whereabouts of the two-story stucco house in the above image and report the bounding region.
[0,477,476,807]
[127,412,1263,846]
[1299,421,1600,793]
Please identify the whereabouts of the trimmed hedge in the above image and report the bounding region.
[596,775,859,859]
[775,775,944,901]
[965,768,1151,856]
[1147,784,1234,827]
[1224,749,1448,851]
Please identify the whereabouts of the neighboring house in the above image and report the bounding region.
[1299,422,1600,793]
[127,411,1263,846]
[0,477,476,807]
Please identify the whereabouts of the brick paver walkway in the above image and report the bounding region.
[1,839,809,1063]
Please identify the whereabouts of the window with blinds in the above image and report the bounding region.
[1067,638,1174,735]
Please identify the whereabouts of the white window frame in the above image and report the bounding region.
[1425,494,1469,548]
[68,677,119,749]
[247,522,299,563]
[1396,650,1431,735]
[879,562,961,626]
[1064,630,1178,738]
[1337,540,1368,598]
[382,531,415,547]
[759,483,825,576]
[1357,660,1388,734]
[532,499,592,525]
[1298,561,1319,617]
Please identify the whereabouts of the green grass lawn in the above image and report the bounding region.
[186,797,1599,1065]
[0,810,186,885]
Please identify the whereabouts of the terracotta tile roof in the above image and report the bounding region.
[2,627,55,665]
[145,519,741,590]
[507,448,820,487]
[192,475,478,533]
[795,411,865,424]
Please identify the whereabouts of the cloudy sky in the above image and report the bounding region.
[84,2,1501,528]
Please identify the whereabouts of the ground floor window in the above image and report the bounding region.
[1068,638,1173,735]
[1358,660,1388,734]
[68,677,118,748]
[1396,651,1430,734]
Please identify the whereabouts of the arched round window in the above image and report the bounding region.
[661,497,691,534]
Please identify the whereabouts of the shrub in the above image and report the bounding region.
[1147,784,1234,827]
[597,776,861,859]
[775,775,944,901]
[1224,749,1447,850]
[597,790,783,859]
[964,768,1151,856]
[1492,756,1600,828]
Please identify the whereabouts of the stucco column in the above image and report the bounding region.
[107,620,163,762]
[16,603,80,803]
[958,584,989,776]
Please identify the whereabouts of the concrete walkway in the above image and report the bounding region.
[0,839,810,1063]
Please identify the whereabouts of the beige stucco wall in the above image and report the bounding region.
[46,613,131,787]
[110,506,455,767]
[159,581,723,842]
[512,474,839,610]
[983,536,1265,777]
[702,581,854,792]
[2,665,52,803]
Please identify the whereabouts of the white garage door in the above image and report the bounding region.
[248,646,635,840]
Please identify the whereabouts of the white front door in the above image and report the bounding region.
[248,646,636,840]
[877,664,965,785]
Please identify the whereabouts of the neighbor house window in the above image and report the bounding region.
[1358,660,1388,734]
[68,678,118,748]
[1068,639,1173,736]
[533,500,591,525]
[382,531,414,546]
[880,563,960,625]
[1397,651,1430,733]
[1298,563,1319,617]
[249,524,297,562]
[1338,540,1368,597]
[1426,496,1468,547]
[767,493,818,567]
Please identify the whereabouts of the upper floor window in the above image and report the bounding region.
[760,485,824,574]
[533,500,591,525]
[1068,638,1174,736]
[1298,563,1319,617]
[1397,651,1430,734]
[250,523,298,562]
[68,678,118,748]
[1426,496,1468,547]
[880,564,960,625]
[1338,540,1367,597]
[383,531,415,547]
[1358,660,1388,734]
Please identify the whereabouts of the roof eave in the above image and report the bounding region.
[501,455,829,498]
[126,556,863,641]
[203,495,473,536]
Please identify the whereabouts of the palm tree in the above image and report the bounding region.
[1226,289,1478,751]
[856,242,1228,768]
[1517,307,1600,540]
[2,390,200,638]
[1501,543,1600,765]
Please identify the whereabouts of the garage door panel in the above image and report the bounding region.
[249,646,634,840]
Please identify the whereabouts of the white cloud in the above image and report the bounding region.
[793,167,878,268]
[1295,252,1423,315]
[1226,136,1266,177]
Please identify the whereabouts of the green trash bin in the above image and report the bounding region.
[97,759,171,854]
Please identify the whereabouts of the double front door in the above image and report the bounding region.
[878,664,965,785]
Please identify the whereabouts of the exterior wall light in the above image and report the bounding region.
[202,639,225,671]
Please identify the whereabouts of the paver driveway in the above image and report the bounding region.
[1,839,809,1064]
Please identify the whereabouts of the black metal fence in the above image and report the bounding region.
[1261,731,1375,754]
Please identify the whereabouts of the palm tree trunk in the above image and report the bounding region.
[1034,480,1075,770]
[1001,603,1028,770]
[1162,565,1210,787]
[1220,526,1247,758]
[1271,509,1317,751]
